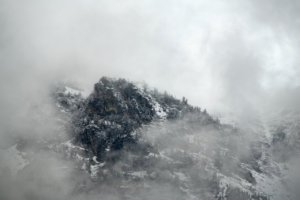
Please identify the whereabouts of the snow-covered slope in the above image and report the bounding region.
[2,77,299,200]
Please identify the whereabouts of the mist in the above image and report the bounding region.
[0,0,300,199]
[1,0,300,113]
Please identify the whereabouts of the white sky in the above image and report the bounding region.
[1,0,300,118]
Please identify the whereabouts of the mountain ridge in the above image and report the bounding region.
[1,77,298,200]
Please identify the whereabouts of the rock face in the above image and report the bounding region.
[74,77,155,160]
[63,77,208,163]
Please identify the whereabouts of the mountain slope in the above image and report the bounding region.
[1,77,299,200]
[53,77,271,199]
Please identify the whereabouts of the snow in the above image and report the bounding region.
[217,173,253,197]
[129,171,147,178]
[92,156,99,164]
[90,164,99,178]
[64,86,81,96]
[90,162,106,178]
[153,101,167,118]
[134,84,167,119]
[64,140,86,151]
[251,165,288,200]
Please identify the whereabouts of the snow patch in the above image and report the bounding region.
[152,101,167,119]
[64,140,85,151]
[129,171,147,178]
[64,86,81,96]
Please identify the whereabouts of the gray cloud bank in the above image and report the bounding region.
[1,0,300,114]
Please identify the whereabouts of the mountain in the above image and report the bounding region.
[58,77,208,160]
[1,77,299,200]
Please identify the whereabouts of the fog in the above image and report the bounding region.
[0,0,300,199]
[1,0,300,113]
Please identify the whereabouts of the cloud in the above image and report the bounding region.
[1,0,299,109]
